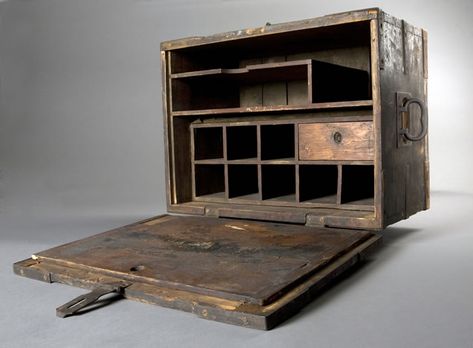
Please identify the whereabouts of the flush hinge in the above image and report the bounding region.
[56,282,131,318]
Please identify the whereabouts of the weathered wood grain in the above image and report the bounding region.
[299,122,374,161]
[13,215,381,329]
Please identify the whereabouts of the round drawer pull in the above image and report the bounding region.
[333,131,342,144]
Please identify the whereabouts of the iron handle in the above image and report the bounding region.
[399,97,428,142]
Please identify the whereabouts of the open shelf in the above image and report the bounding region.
[311,60,370,103]
[175,20,376,213]
[171,100,373,117]
[171,59,310,82]
[171,60,309,112]
[194,127,223,160]
[194,164,225,198]
[261,124,295,160]
[169,20,371,75]
[341,165,374,204]
[171,59,371,114]
[299,165,338,204]
[262,165,296,201]
[227,126,257,160]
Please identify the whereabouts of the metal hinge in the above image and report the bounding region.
[56,282,131,318]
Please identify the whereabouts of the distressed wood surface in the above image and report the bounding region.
[299,122,374,160]
[14,215,380,330]
[34,215,374,306]
[14,229,380,330]
[378,13,429,226]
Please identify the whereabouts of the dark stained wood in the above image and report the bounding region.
[171,100,373,117]
[161,8,428,230]
[378,13,429,226]
[14,229,380,330]
[14,8,429,330]
[189,118,376,210]
[299,122,374,161]
[31,215,375,306]
[171,59,311,81]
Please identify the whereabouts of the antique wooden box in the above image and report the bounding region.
[14,8,429,330]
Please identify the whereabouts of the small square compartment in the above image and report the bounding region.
[228,165,259,199]
[341,165,374,205]
[262,165,296,201]
[299,165,338,203]
[227,126,257,160]
[194,164,225,198]
[261,124,295,160]
[194,127,223,160]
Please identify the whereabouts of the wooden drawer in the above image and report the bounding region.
[298,121,374,161]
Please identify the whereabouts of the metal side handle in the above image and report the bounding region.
[397,92,428,146]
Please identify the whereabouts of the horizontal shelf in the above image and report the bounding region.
[192,114,374,129]
[299,194,338,205]
[263,194,297,203]
[171,59,311,82]
[193,159,373,165]
[228,193,261,201]
[342,197,374,207]
[194,195,374,211]
[172,100,373,117]
[194,192,227,200]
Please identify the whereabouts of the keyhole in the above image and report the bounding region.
[130,265,145,272]
[333,131,342,144]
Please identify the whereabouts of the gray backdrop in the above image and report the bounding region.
[1,1,473,347]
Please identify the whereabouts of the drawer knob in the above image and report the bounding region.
[333,131,342,144]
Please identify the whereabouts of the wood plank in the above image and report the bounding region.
[287,80,309,105]
[262,56,287,106]
[299,122,374,160]
[240,58,263,107]
[171,100,373,117]
[171,59,311,79]
[370,18,383,229]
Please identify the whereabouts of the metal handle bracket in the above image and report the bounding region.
[396,92,428,147]
[56,282,130,318]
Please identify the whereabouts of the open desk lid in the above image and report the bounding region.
[15,214,380,329]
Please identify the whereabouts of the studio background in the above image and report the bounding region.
[1,1,472,347]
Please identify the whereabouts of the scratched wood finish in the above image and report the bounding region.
[14,227,380,329]
[33,215,375,306]
[299,122,374,161]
